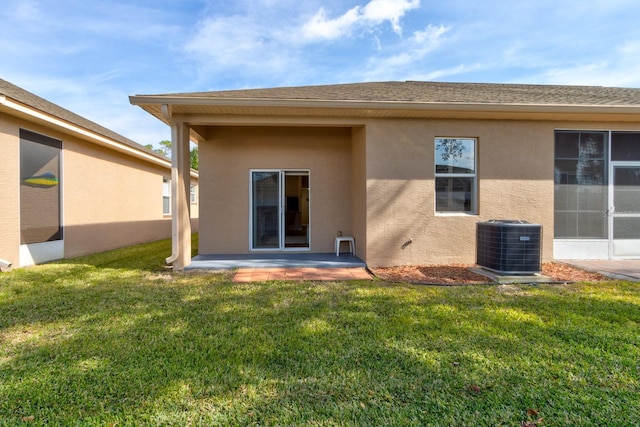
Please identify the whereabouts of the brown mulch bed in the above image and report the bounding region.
[370,262,608,285]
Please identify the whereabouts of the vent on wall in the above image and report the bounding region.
[476,220,542,275]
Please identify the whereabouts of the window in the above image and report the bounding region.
[163,177,171,215]
[554,131,608,239]
[20,129,63,244]
[190,184,197,204]
[435,137,477,213]
[612,132,640,161]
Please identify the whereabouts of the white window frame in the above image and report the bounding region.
[190,184,197,204]
[249,169,311,252]
[162,177,171,215]
[434,137,478,215]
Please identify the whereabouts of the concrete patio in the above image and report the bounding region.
[561,259,640,282]
[186,253,370,282]
[186,253,366,270]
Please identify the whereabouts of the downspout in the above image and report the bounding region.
[0,258,12,272]
[161,104,179,266]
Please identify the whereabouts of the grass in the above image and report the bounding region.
[1,236,639,426]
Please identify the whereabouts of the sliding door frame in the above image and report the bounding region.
[249,169,310,252]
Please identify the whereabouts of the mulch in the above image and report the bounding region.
[370,262,609,285]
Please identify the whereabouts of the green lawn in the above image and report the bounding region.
[1,237,639,426]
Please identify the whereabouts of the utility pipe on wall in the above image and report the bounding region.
[0,258,12,272]
[161,104,179,266]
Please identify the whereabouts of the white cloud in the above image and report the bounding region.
[302,7,361,40]
[363,24,449,80]
[406,64,484,82]
[185,15,263,65]
[181,0,434,86]
[530,39,640,87]
[361,0,421,34]
[184,14,296,81]
[302,0,420,40]
[7,0,640,152]
[542,62,640,88]
[410,24,448,52]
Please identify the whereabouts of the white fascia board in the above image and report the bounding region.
[129,94,640,115]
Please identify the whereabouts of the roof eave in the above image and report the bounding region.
[129,95,640,116]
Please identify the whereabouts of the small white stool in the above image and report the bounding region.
[335,236,355,256]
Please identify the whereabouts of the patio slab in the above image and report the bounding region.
[559,260,640,282]
[186,253,366,270]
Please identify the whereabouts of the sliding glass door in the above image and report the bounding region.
[250,170,310,251]
[251,171,280,249]
[554,130,640,259]
[610,163,640,258]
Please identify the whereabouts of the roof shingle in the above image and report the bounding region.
[141,81,640,107]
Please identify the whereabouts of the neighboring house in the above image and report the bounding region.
[0,78,198,268]
[129,81,640,270]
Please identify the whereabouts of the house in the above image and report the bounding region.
[0,78,198,268]
[129,81,640,270]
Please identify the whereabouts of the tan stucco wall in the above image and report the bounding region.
[0,116,20,266]
[364,118,555,267]
[62,135,172,258]
[199,126,352,254]
[195,116,640,267]
[0,112,198,265]
[351,126,367,259]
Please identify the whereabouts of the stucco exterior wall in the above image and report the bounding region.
[194,115,640,267]
[0,116,20,266]
[364,118,640,268]
[351,126,367,259]
[364,118,555,267]
[62,133,174,258]
[0,113,198,265]
[199,126,352,254]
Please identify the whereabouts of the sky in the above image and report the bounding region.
[2,0,640,149]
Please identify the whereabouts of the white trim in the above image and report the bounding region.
[20,241,64,266]
[554,129,640,260]
[612,241,640,259]
[434,137,478,215]
[249,169,282,251]
[163,176,171,215]
[129,94,640,115]
[190,184,197,204]
[283,170,311,252]
[554,239,609,260]
[610,162,640,258]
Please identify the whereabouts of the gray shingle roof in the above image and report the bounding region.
[0,77,167,160]
[143,81,640,106]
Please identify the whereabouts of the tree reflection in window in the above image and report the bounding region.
[435,138,477,213]
[436,138,475,174]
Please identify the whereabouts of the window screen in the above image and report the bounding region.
[554,131,608,239]
[20,129,63,244]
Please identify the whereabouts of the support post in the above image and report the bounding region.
[169,120,192,270]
